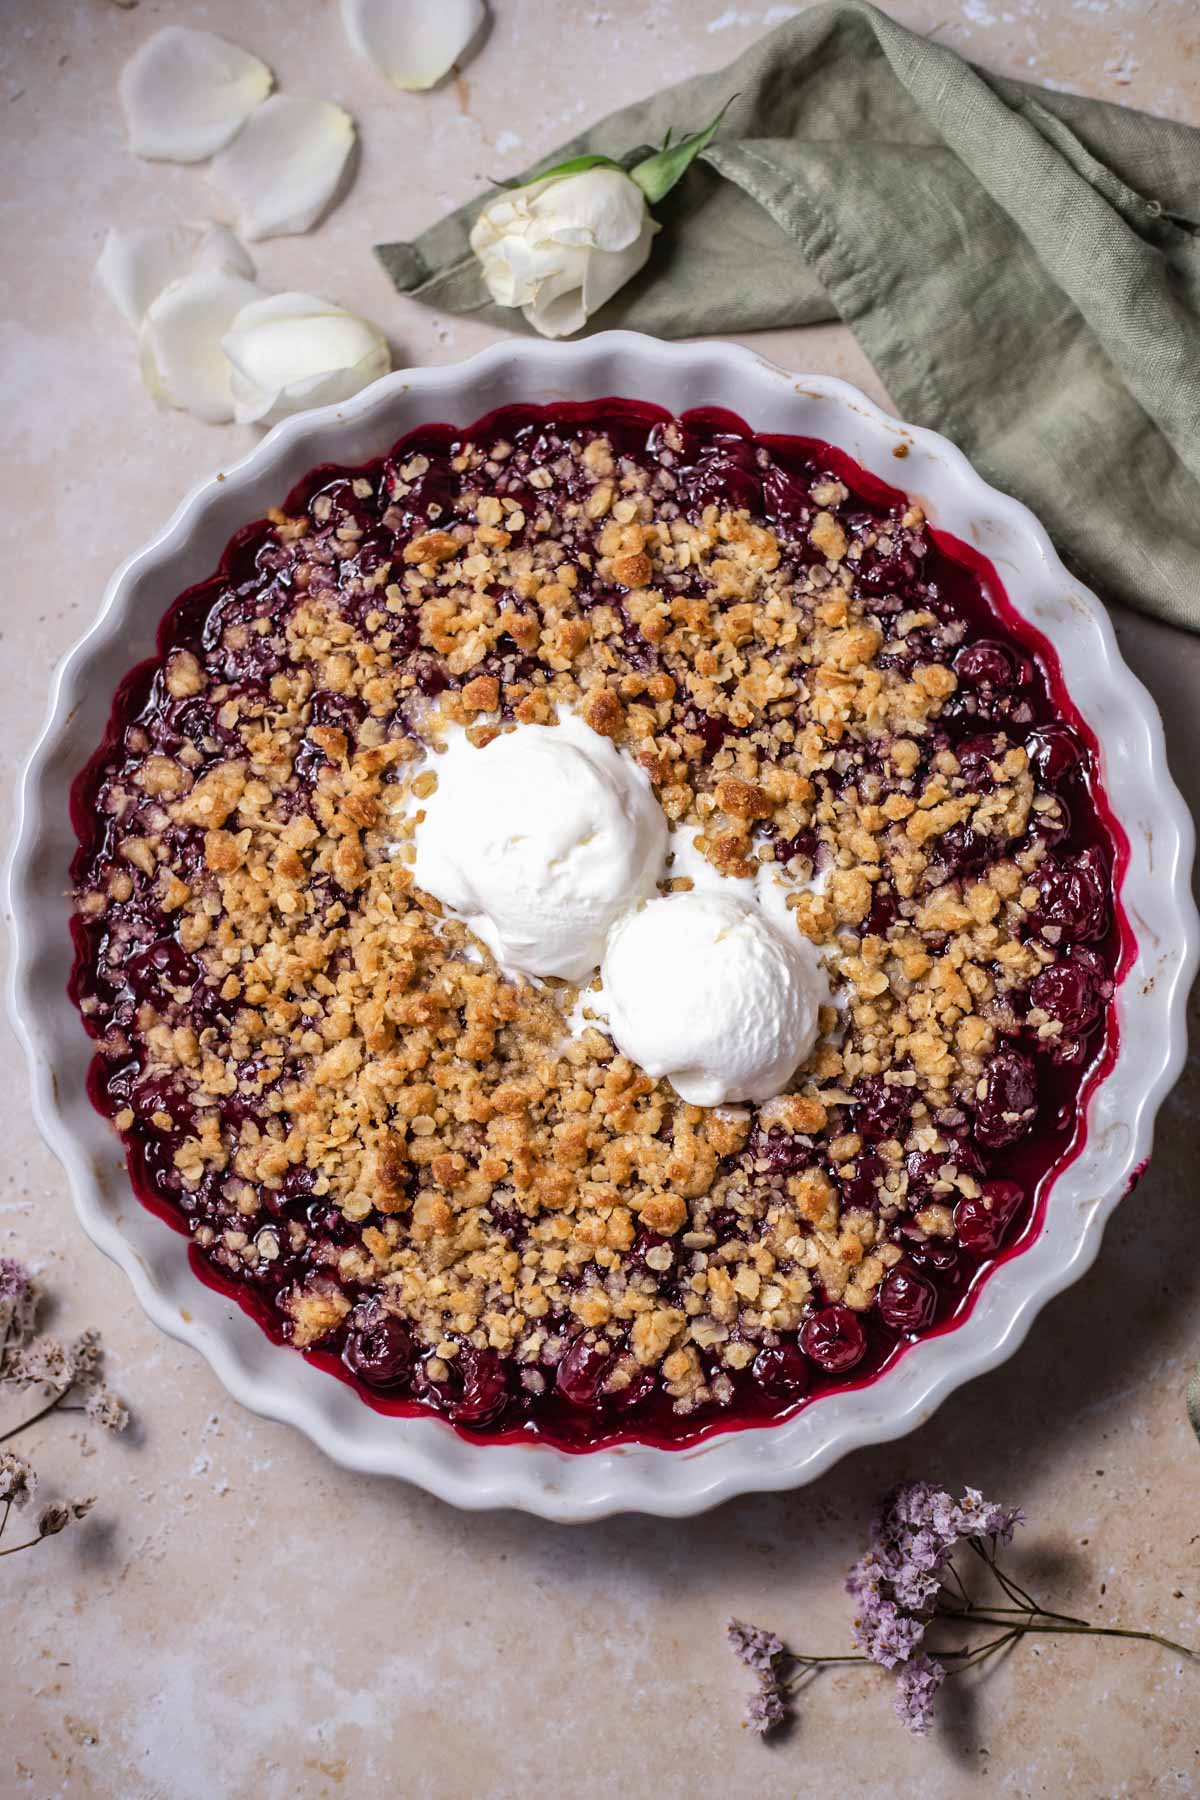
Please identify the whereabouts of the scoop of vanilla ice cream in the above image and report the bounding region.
[600,889,824,1106]
[411,711,668,982]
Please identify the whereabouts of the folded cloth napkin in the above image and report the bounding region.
[378,0,1200,633]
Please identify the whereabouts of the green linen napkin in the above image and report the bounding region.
[378,0,1200,633]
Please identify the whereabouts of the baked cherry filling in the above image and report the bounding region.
[68,400,1124,1451]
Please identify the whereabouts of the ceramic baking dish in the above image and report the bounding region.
[8,332,1196,1520]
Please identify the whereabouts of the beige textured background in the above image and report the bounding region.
[2,2,1199,1795]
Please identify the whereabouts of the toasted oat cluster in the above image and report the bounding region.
[70,405,1118,1443]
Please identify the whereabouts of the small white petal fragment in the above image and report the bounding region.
[97,225,255,328]
[209,96,356,241]
[140,268,264,423]
[221,291,390,425]
[341,0,485,91]
[119,27,273,163]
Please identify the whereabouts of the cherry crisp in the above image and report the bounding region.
[69,401,1122,1448]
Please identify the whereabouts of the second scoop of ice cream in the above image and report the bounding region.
[600,888,824,1106]
[411,711,667,983]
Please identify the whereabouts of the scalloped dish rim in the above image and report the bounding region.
[7,332,1197,1521]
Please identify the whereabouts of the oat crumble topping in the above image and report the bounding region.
[69,405,1118,1442]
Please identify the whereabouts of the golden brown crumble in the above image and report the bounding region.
[70,415,1105,1424]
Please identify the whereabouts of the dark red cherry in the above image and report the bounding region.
[903,1231,959,1273]
[878,1265,938,1333]
[681,706,733,764]
[854,1075,910,1142]
[974,1049,1038,1149]
[954,1179,1025,1255]
[865,883,900,937]
[838,1150,885,1211]
[627,1230,672,1281]
[774,826,818,868]
[1026,723,1082,785]
[445,1346,509,1426]
[607,1364,658,1412]
[1031,850,1108,944]
[555,1334,615,1408]
[954,640,1023,691]
[910,1130,985,1188]
[904,1140,981,1196]
[751,1127,812,1176]
[954,732,1009,789]
[125,939,200,991]
[904,1149,950,1196]
[761,463,814,533]
[1026,794,1071,849]
[931,821,991,878]
[800,1304,867,1374]
[858,544,920,598]
[343,1314,413,1389]
[308,475,372,532]
[1029,959,1105,1033]
[752,1340,811,1399]
[676,442,762,515]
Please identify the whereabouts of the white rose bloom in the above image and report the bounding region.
[469,165,659,339]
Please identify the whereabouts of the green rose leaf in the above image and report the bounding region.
[525,152,627,184]
[629,96,738,207]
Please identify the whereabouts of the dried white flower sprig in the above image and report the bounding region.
[728,1481,1196,1740]
[0,1258,128,1562]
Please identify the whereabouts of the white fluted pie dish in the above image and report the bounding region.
[8,332,1196,1520]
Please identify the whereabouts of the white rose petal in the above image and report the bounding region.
[119,27,273,163]
[581,213,657,321]
[139,267,265,423]
[209,95,356,241]
[97,224,255,328]
[341,0,485,91]
[221,292,391,425]
[469,165,658,339]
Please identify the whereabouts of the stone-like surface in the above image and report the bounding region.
[2,2,1198,1795]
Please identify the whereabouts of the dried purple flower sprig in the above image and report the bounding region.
[726,1619,788,1734]
[728,1481,1196,1739]
[0,1259,129,1561]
